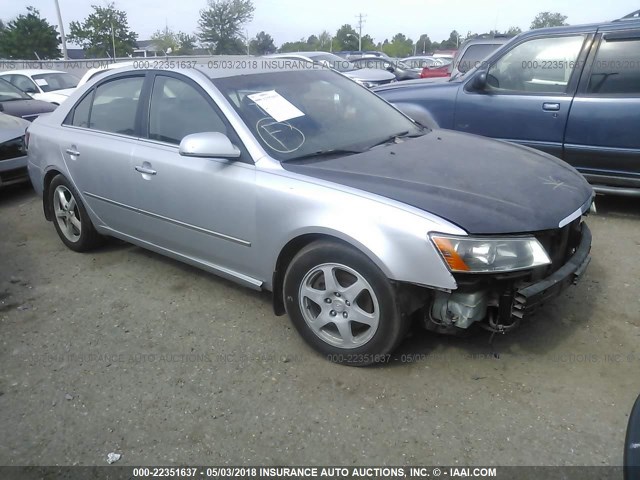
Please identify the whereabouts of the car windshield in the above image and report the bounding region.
[31,72,79,92]
[0,78,31,101]
[307,53,357,72]
[213,70,424,162]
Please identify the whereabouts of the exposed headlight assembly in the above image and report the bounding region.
[430,234,551,273]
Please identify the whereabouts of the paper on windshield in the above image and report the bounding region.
[247,90,304,122]
[34,78,48,86]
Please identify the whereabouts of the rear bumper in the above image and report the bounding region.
[511,224,592,319]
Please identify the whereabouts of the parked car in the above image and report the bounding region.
[0,78,57,122]
[0,112,29,187]
[334,51,391,60]
[375,15,640,195]
[626,393,640,480]
[403,56,446,69]
[28,64,593,365]
[266,52,396,87]
[350,57,420,81]
[0,69,79,105]
[420,62,451,79]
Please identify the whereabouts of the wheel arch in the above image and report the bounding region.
[271,232,392,316]
[42,168,64,221]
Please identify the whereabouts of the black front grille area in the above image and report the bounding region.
[534,218,583,275]
[0,136,26,162]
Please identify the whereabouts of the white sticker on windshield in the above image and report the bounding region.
[34,78,48,86]
[247,90,304,122]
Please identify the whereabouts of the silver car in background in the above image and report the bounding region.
[266,52,396,88]
[27,63,593,365]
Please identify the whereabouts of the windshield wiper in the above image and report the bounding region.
[285,148,364,163]
[367,130,425,149]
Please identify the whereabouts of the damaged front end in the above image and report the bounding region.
[424,216,592,334]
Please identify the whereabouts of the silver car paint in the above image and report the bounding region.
[27,66,466,294]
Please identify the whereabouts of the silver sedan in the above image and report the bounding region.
[27,62,593,365]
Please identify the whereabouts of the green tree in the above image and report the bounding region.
[530,12,568,29]
[360,34,375,51]
[250,31,276,55]
[278,39,308,53]
[176,32,197,55]
[381,33,413,57]
[68,3,137,58]
[505,26,523,36]
[318,30,331,50]
[0,7,61,60]
[416,34,432,54]
[334,24,358,51]
[198,0,254,54]
[150,26,196,55]
[439,30,460,50]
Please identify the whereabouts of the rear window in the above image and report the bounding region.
[587,37,640,95]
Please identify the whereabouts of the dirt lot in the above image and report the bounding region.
[1,183,639,467]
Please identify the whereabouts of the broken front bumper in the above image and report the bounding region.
[511,224,592,319]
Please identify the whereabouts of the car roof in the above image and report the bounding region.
[517,15,640,38]
[0,69,67,76]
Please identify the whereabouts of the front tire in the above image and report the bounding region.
[283,240,408,366]
[49,175,102,252]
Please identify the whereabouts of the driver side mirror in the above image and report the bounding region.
[179,132,241,159]
[470,71,487,91]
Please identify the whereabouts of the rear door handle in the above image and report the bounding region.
[135,165,157,175]
[65,148,80,156]
[542,102,561,111]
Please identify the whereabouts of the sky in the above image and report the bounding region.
[4,0,639,47]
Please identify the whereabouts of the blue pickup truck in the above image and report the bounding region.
[375,12,640,195]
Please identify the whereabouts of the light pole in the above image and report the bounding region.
[53,0,68,60]
[111,21,117,59]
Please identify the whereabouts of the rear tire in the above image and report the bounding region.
[49,174,102,252]
[283,240,408,366]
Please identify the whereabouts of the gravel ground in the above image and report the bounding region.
[1,183,639,467]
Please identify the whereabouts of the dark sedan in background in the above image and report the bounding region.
[0,78,57,122]
[0,112,30,187]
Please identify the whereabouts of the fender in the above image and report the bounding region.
[392,102,440,130]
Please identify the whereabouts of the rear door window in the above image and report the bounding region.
[89,76,144,135]
[587,36,640,94]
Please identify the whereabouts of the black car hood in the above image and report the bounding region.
[282,130,593,234]
[0,99,56,120]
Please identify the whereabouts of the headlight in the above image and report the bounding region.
[430,234,551,273]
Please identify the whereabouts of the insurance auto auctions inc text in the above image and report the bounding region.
[256,466,497,477]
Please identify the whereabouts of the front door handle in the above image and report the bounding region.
[65,148,80,156]
[542,102,561,111]
[135,165,157,175]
